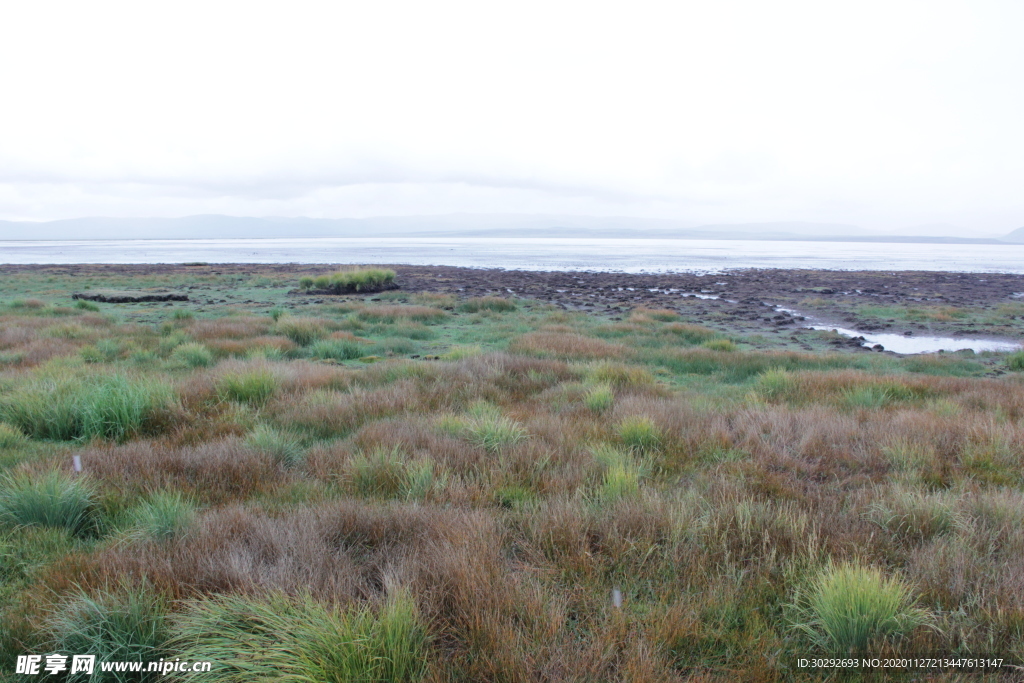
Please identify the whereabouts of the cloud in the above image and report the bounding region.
[0,1,1022,232]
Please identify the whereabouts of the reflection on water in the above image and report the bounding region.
[808,326,1022,354]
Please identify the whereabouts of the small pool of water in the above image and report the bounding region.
[808,326,1022,354]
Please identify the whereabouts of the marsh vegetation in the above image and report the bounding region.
[1,265,1023,681]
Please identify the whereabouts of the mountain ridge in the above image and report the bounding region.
[0,214,1018,244]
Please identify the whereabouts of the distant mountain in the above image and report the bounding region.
[1003,227,1024,243]
[0,214,1019,244]
[0,214,702,240]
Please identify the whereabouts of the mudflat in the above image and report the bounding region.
[4,262,1023,349]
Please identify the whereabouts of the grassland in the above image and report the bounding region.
[1,264,1023,681]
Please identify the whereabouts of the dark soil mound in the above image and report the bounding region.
[299,282,400,295]
[73,290,189,303]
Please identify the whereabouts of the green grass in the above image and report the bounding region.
[309,338,364,361]
[755,367,795,400]
[357,306,447,324]
[441,344,483,360]
[648,349,866,382]
[0,471,96,536]
[75,299,101,312]
[244,425,305,467]
[458,296,517,313]
[791,562,933,655]
[381,323,435,340]
[583,383,614,412]
[0,375,173,442]
[592,445,643,501]
[300,268,397,293]
[370,338,417,357]
[347,448,438,500]
[701,338,737,352]
[462,413,528,453]
[902,354,985,377]
[617,416,661,453]
[170,342,215,368]
[1008,350,1024,371]
[659,323,722,344]
[47,583,169,682]
[127,492,197,542]
[866,489,958,545]
[0,423,27,449]
[170,589,428,682]
[349,447,408,497]
[218,369,277,406]
[276,318,328,346]
[586,361,655,388]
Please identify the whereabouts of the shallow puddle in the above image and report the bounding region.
[808,326,1022,354]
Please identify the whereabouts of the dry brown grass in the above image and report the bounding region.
[509,332,628,360]
[188,316,272,340]
[628,308,681,323]
[204,335,297,358]
[273,384,421,439]
[357,305,448,324]
[67,438,287,504]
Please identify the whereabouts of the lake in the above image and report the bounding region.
[1,237,1023,273]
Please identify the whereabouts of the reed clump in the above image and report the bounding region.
[299,268,397,293]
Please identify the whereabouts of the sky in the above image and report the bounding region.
[1,0,1023,235]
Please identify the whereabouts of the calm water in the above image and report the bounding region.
[807,326,1021,354]
[2,237,1024,273]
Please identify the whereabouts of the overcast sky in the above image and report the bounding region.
[1,0,1022,234]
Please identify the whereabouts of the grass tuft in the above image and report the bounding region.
[1007,350,1024,371]
[617,416,661,453]
[791,562,933,655]
[0,375,173,442]
[586,361,655,388]
[170,342,214,368]
[441,345,483,360]
[462,410,528,453]
[350,447,408,497]
[75,299,101,312]
[48,582,169,682]
[459,296,517,313]
[701,338,737,352]
[592,444,643,501]
[300,268,397,293]
[277,318,328,346]
[583,383,614,412]
[218,369,277,406]
[128,491,197,542]
[755,367,795,400]
[244,425,305,467]
[309,338,364,361]
[170,588,428,683]
[358,306,447,324]
[0,470,95,535]
[0,422,27,448]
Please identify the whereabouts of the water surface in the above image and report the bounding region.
[808,326,1021,354]
[2,237,1024,274]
